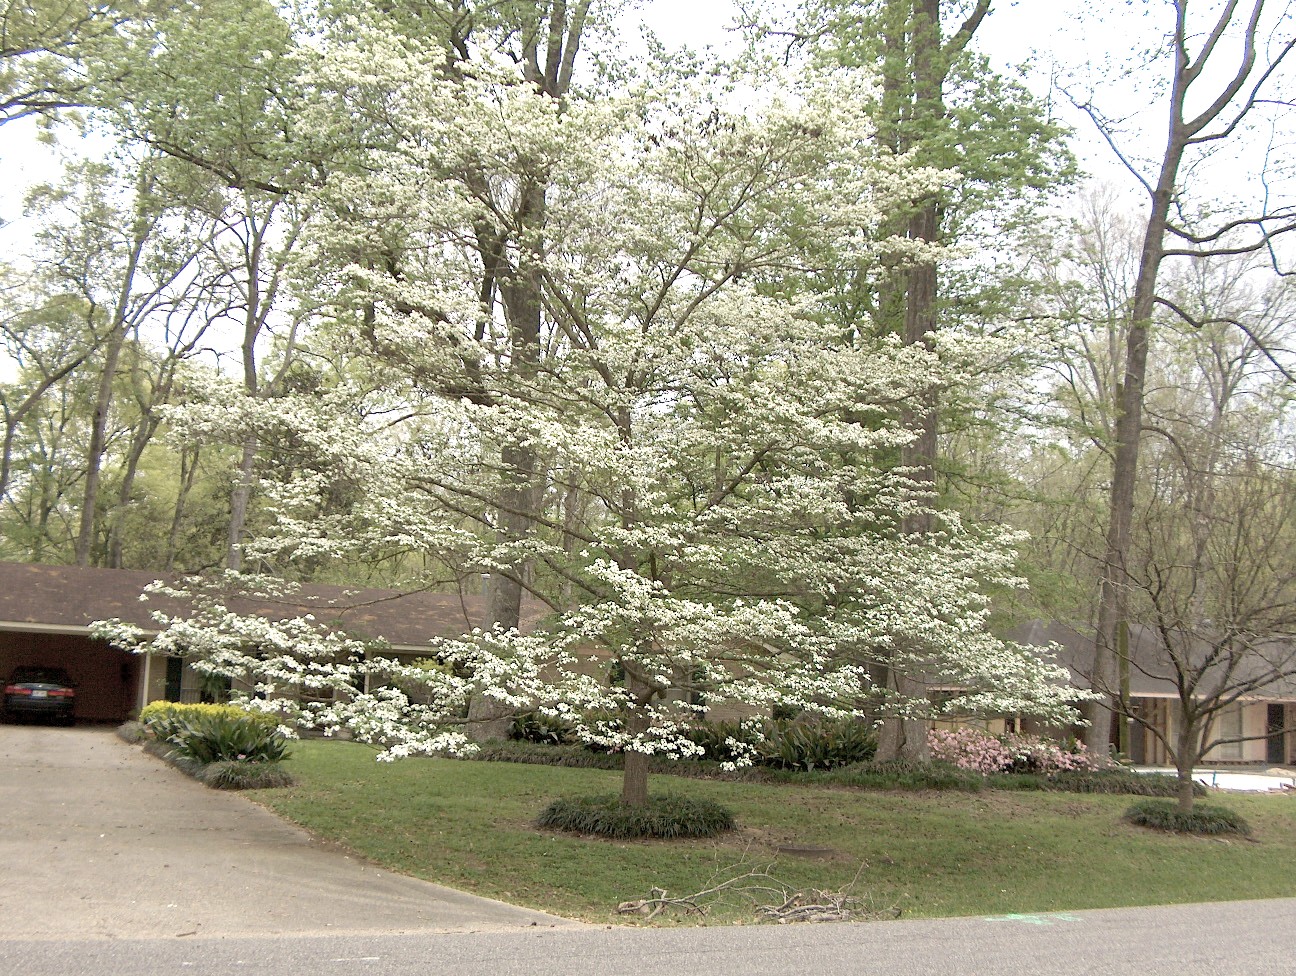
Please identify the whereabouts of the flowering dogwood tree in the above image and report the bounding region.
[100,11,1086,807]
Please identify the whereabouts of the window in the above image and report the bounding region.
[1214,704,1244,760]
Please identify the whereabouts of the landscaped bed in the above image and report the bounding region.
[247,739,1296,925]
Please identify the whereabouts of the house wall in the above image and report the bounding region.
[1200,703,1270,763]
[0,632,140,722]
[1135,697,1292,765]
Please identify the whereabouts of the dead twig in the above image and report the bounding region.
[617,859,900,924]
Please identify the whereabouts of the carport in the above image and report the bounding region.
[0,627,140,723]
[0,561,516,724]
[0,565,165,723]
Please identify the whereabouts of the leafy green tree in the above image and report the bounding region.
[101,36,1084,808]
[0,0,134,125]
[22,156,223,565]
[763,0,1075,758]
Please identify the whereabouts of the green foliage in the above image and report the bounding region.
[1123,801,1252,837]
[509,711,578,745]
[825,759,988,792]
[536,793,736,840]
[471,741,1203,799]
[140,700,270,739]
[141,701,289,765]
[755,718,877,771]
[677,718,877,771]
[999,770,1207,798]
[166,710,290,765]
[200,759,294,790]
[505,716,877,771]
[474,741,623,769]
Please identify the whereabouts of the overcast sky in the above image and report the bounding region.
[1,2,1286,238]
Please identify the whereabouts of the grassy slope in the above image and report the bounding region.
[250,740,1296,924]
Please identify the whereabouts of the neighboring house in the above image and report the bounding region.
[0,562,511,723]
[1011,620,1296,766]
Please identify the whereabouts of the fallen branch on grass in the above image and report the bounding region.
[617,862,898,923]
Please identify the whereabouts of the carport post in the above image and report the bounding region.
[138,651,151,715]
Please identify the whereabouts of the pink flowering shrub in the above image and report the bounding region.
[928,727,1103,775]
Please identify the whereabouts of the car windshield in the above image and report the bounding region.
[9,667,73,686]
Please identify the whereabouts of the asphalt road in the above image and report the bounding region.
[3,898,1294,976]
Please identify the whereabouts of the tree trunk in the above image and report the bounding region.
[1087,142,1180,752]
[466,6,588,744]
[620,673,654,806]
[1176,770,1196,814]
[874,0,945,757]
[226,437,257,572]
[1174,720,1198,815]
[621,750,649,806]
[164,444,200,571]
[874,672,931,763]
[74,323,127,566]
[106,417,157,568]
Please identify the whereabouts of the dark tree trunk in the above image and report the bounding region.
[873,0,964,762]
[74,322,127,567]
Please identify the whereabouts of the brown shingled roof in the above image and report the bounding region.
[0,562,536,651]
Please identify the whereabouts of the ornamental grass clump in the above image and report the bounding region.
[201,759,295,790]
[1123,800,1252,836]
[537,794,736,839]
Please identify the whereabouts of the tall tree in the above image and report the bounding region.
[775,0,1074,758]
[94,0,312,569]
[0,282,103,503]
[1061,0,1296,752]
[24,156,216,565]
[1117,264,1296,810]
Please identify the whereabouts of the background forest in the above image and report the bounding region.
[3,0,1295,779]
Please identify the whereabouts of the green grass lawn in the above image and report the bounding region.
[250,740,1296,925]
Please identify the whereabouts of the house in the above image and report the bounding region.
[0,562,513,723]
[1011,620,1296,766]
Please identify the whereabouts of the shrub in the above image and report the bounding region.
[1123,800,1251,836]
[757,718,877,771]
[166,710,290,765]
[201,760,295,790]
[475,741,624,769]
[139,702,271,742]
[509,711,578,745]
[1026,770,1207,798]
[928,728,1103,775]
[537,793,736,839]
[827,759,988,792]
[678,718,876,771]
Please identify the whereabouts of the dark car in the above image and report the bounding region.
[3,666,77,724]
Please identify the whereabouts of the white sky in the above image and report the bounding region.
[1,2,1289,251]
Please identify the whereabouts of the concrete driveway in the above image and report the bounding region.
[0,725,576,940]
